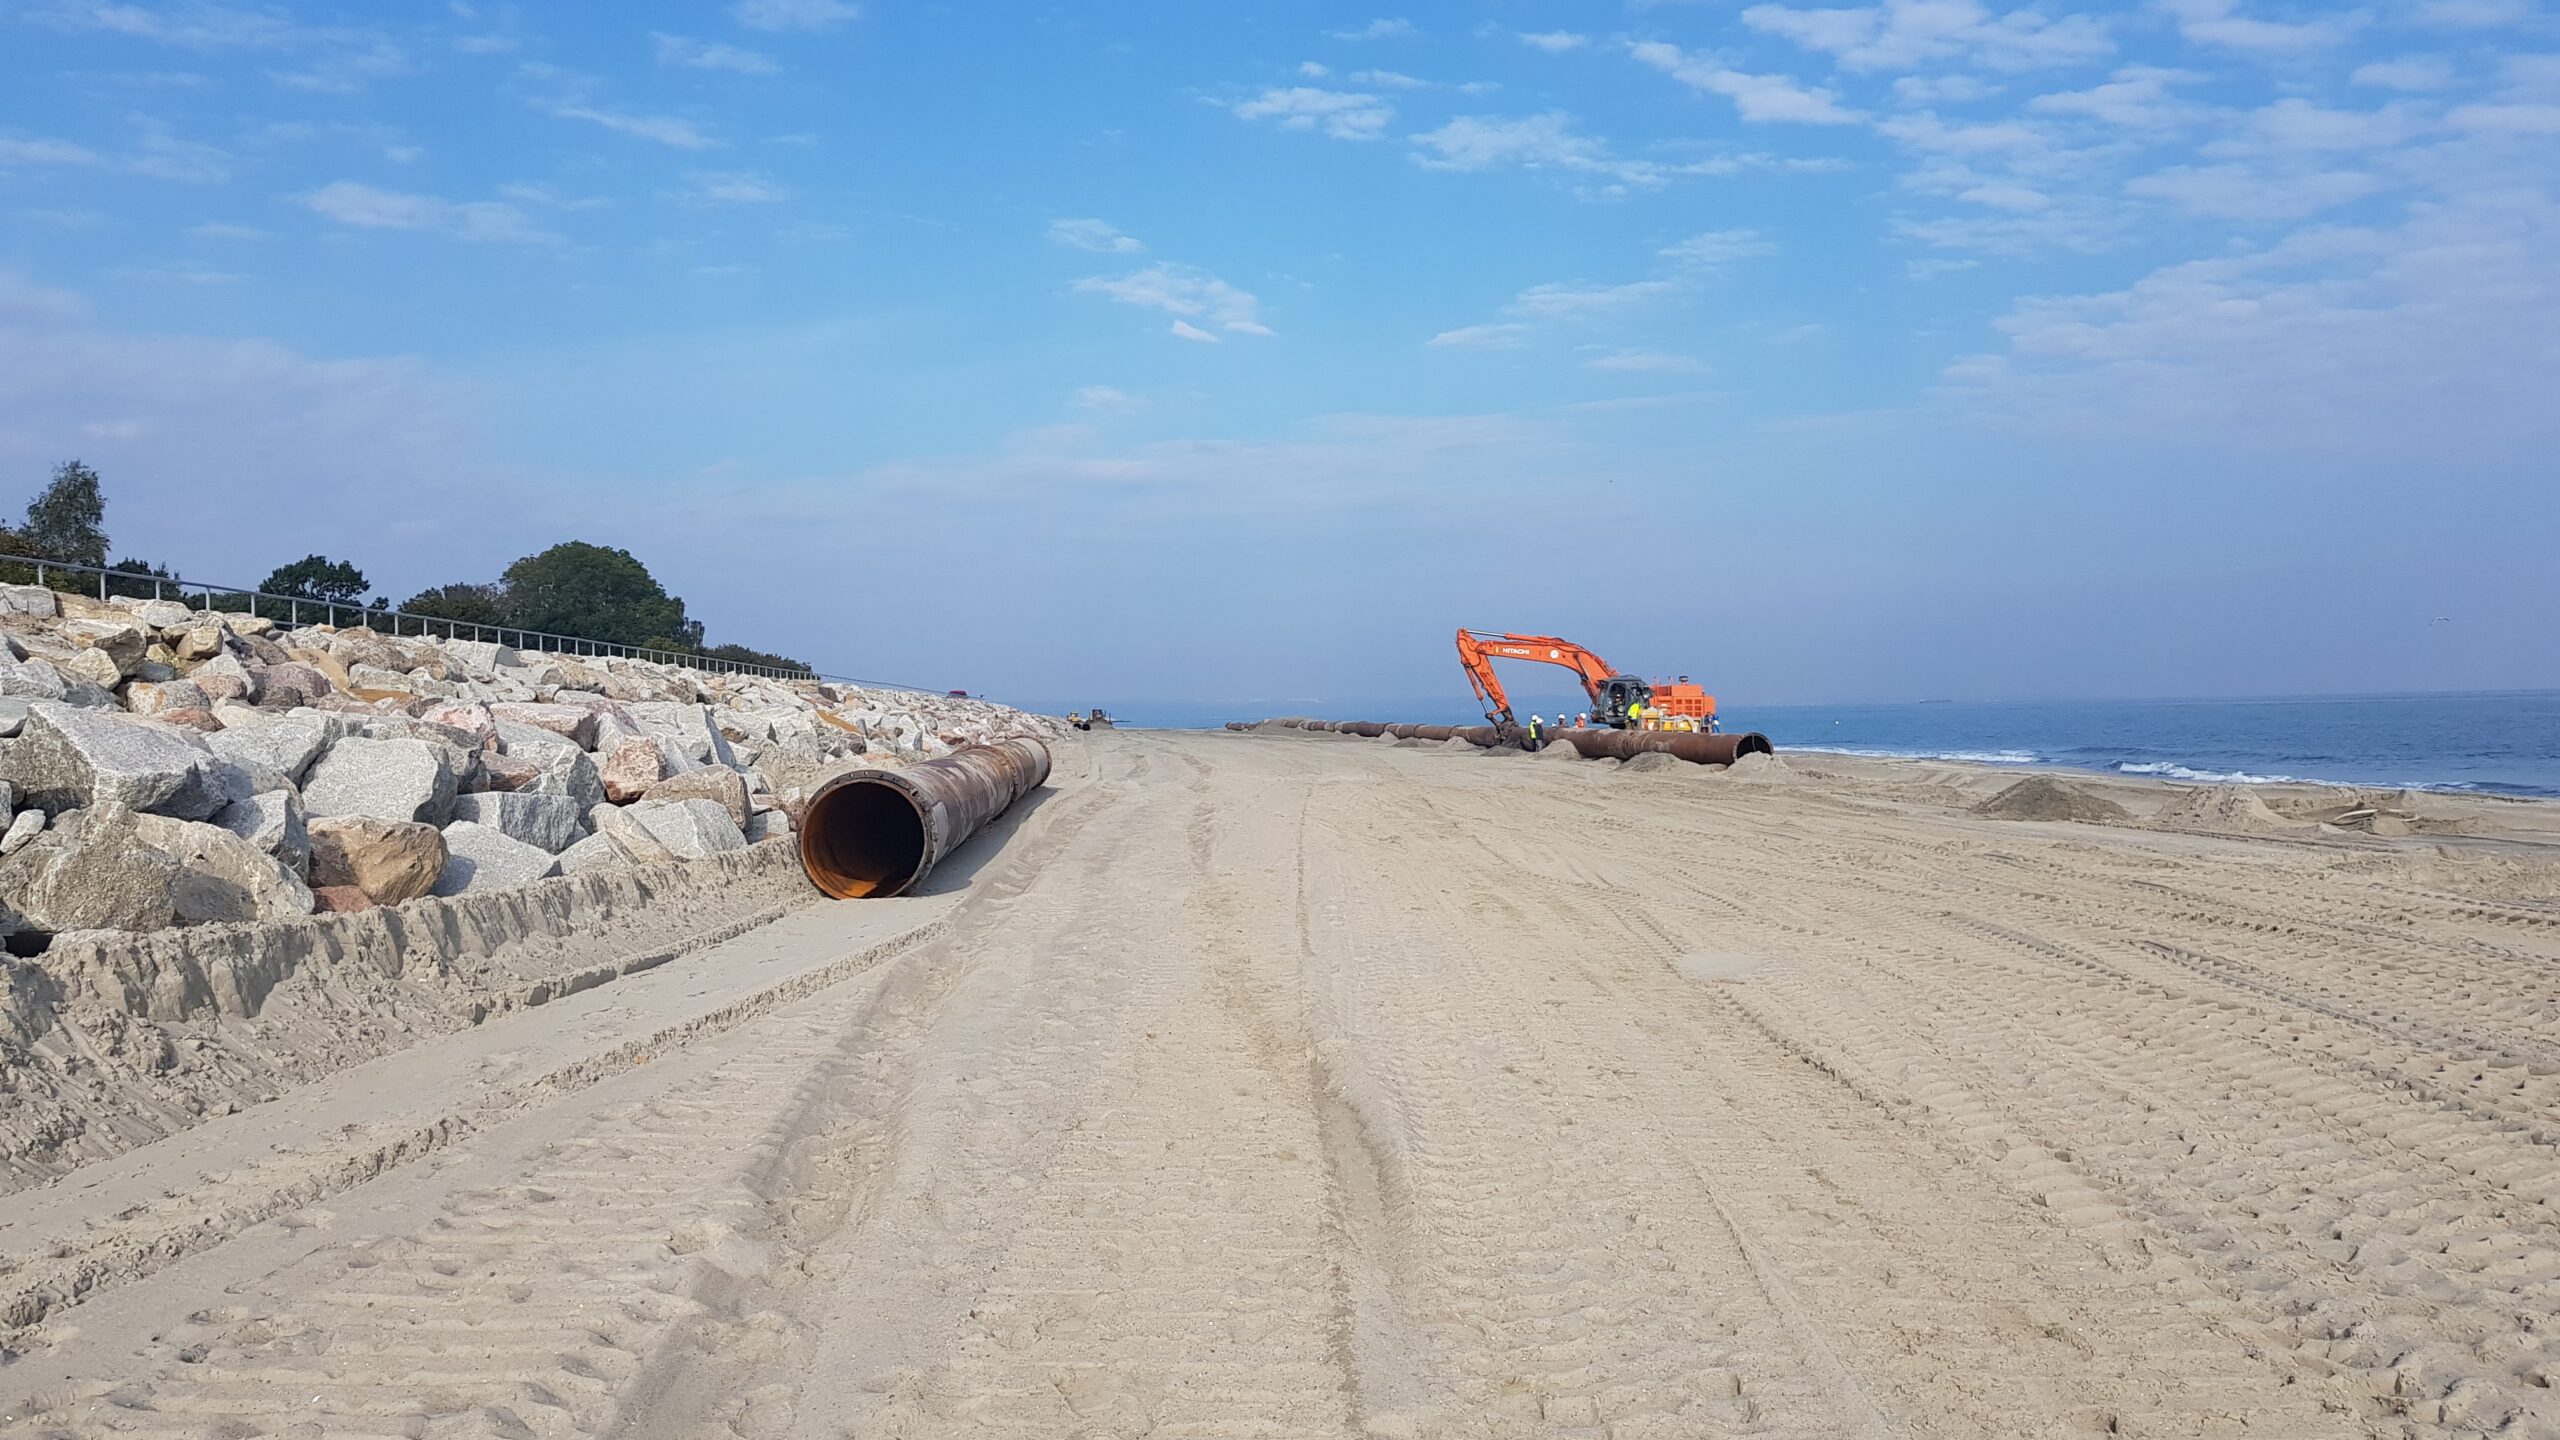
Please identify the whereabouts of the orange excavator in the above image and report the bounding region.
[1456,629,1717,734]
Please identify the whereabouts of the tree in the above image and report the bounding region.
[400,582,512,629]
[500,542,689,647]
[259,554,369,605]
[104,555,174,601]
[698,641,810,673]
[22,461,108,567]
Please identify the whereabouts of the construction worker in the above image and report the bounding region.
[1528,713,1544,749]
[1627,698,1645,729]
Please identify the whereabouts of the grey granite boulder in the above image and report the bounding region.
[555,830,628,876]
[0,806,180,933]
[587,802,677,864]
[448,791,584,854]
[627,702,737,768]
[135,813,315,924]
[0,703,228,820]
[525,747,605,816]
[0,660,66,701]
[431,820,562,896]
[744,809,792,845]
[0,808,44,856]
[494,719,582,763]
[0,583,57,618]
[299,736,458,825]
[205,716,333,784]
[214,788,311,878]
[61,619,147,672]
[641,766,751,826]
[628,797,746,860]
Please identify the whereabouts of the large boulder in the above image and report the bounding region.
[204,716,332,784]
[587,802,678,865]
[123,679,210,717]
[626,702,737,768]
[0,806,180,933]
[256,660,337,709]
[183,651,262,706]
[417,701,499,750]
[134,814,314,924]
[443,640,518,676]
[526,747,605,816]
[599,737,664,804]
[299,736,458,825]
[307,815,448,904]
[448,791,584,854]
[628,797,746,860]
[214,788,310,877]
[170,624,228,663]
[555,830,628,876]
[59,646,124,690]
[126,598,193,630]
[0,703,229,820]
[744,809,792,845]
[432,820,562,896]
[0,660,67,701]
[61,619,147,673]
[642,766,751,826]
[0,807,44,856]
[0,584,57,619]
[494,719,582,763]
[489,702,599,751]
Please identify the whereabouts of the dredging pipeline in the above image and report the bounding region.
[798,737,1051,898]
[1249,717,1774,766]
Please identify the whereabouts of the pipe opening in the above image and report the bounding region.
[800,778,927,898]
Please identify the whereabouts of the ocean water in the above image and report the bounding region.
[1101,691,2560,799]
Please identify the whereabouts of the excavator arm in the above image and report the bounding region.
[1456,630,1632,730]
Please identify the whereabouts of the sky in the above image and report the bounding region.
[1,0,2555,713]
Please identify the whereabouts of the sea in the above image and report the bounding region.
[1080,691,2560,799]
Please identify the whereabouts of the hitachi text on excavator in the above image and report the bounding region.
[1455,629,1719,736]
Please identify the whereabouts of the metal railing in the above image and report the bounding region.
[0,555,878,687]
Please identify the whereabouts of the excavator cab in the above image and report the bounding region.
[1596,676,1653,729]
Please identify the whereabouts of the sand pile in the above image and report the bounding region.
[1725,751,1794,785]
[1620,752,1686,774]
[2150,784,2296,834]
[1974,775,2131,824]
[1534,740,1582,761]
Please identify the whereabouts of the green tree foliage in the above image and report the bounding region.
[22,460,109,567]
[697,641,810,673]
[500,542,689,647]
[259,554,369,605]
[104,555,175,601]
[399,581,512,636]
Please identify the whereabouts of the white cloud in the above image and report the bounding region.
[1050,217,1144,253]
[1407,112,1722,188]
[1328,18,1416,40]
[550,104,717,149]
[1659,228,1777,268]
[267,39,411,94]
[1741,1,2113,73]
[1584,348,1704,372]
[31,2,301,48]
[2448,102,2560,133]
[1232,87,1394,140]
[1074,385,1141,412]
[1425,322,1529,347]
[1351,69,1429,88]
[1298,60,1330,77]
[2352,55,2456,91]
[1907,256,1981,278]
[654,33,781,74]
[2029,66,2202,131]
[1076,263,1273,337]
[1511,279,1685,318]
[1895,73,2002,103]
[2125,164,2379,220]
[0,136,104,167]
[1944,192,2560,457]
[1629,41,1863,124]
[733,0,860,32]
[2215,98,2416,154]
[2158,0,2351,53]
[1518,30,1589,52]
[303,180,559,243]
[685,171,789,204]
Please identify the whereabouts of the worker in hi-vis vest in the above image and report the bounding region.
[1627,698,1645,729]
[1528,714,1544,748]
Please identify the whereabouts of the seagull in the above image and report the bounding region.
[2431,616,2454,624]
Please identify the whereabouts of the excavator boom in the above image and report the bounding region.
[1456,628,1718,733]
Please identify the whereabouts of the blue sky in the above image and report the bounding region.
[2,0,2554,710]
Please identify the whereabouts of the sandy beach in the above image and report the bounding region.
[5,727,2558,1438]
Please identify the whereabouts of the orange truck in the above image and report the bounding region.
[1455,629,1719,734]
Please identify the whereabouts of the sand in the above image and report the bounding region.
[5,731,2558,1438]
[1974,773,2132,823]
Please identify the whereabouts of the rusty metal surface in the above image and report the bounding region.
[798,736,1052,899]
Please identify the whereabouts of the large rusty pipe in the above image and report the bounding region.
[799,737,1051,899]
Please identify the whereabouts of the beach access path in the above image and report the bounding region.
[5,729,2557,1438]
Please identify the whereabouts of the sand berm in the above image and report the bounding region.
[4,723,2559,1439]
